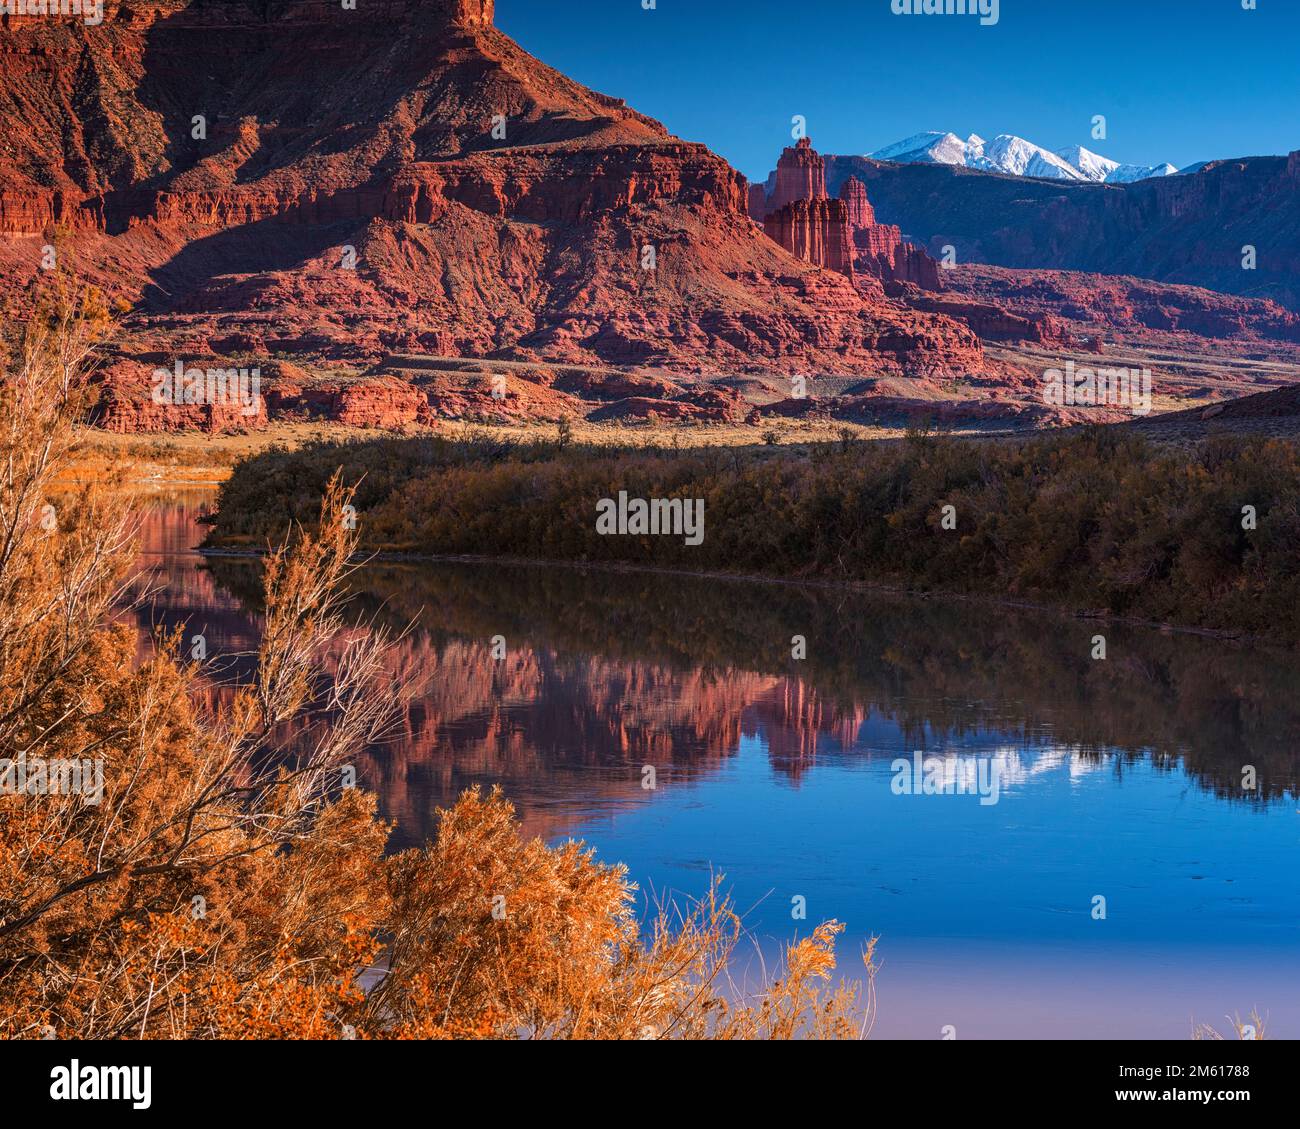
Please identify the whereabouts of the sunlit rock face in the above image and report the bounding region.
[0,0,986,382]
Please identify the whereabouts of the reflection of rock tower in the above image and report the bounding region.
[756,138,855,277]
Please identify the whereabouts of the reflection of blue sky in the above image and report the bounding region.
[565,728,1300,1038]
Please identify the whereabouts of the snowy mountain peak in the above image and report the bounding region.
[982,134,1085,180]
[1054,145,1180,184]
[868,131,1178,184]
[871,131,972,165]
[1054,144,1120,181]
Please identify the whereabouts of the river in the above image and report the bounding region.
[127,490,1300,1038]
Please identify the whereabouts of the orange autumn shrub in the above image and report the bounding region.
[0,299,872,1040]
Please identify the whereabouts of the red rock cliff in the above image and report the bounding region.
[764,199,855,277]
[0,0,986,381]
[841,177,942,290]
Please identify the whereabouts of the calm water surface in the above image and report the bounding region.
[131,492,1300,1038]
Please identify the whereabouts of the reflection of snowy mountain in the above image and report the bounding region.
[913,745,1108,791]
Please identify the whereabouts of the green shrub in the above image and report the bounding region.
[208,430,1300,642]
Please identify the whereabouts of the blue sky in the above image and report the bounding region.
[495,0,1300,181]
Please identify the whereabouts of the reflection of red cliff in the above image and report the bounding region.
[744,680,867,781]
[334,638,872,843]
[122,494,263,667]
[125,504,877,845]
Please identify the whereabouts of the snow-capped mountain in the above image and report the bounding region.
[1053,144,1118,181]
[869,131,1178,183]
[1054,145,1178,184]
[983,135,1085,180]
[871,131,988,168]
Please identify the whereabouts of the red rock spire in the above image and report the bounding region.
[756,138,853,276]
[770,136,828,210]
[838,177,877,229]
[763,197,856,276]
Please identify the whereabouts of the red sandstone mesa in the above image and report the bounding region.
[0,0,989,437]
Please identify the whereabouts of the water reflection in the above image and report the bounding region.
[127,492,1300,1036]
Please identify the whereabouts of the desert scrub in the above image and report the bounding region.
[208,428,1300,642]
[2,298,873,1041]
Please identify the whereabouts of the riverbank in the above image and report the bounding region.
[61,417,935,490]
[202,427,1300,645]
[198,543,1270,647]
